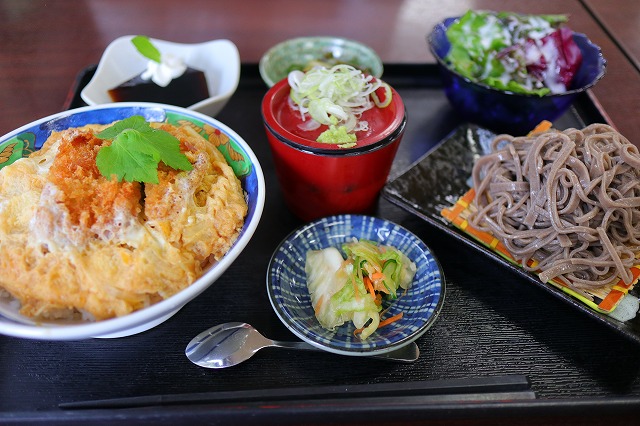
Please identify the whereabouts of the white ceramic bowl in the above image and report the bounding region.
[0,103,265,340]
[81,36,240,117]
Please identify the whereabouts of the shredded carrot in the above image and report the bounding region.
[353,327,363,336]
[370,272,384,281]
[528,120,552,135]
[313,296,324,315]
[363,276,375,297]
[374,293,382,306]
[378,312,404,329]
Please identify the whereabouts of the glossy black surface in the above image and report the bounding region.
[2,64,640,424]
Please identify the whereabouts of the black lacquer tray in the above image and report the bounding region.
[2,64,640,425]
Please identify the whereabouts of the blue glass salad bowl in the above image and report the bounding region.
[267,214,445,356]
[428,17,607,135]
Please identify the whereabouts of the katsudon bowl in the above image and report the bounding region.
[0,103,265,340]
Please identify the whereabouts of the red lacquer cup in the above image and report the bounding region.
[261,78,407,221]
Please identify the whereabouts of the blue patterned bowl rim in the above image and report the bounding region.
[267,214,446,356]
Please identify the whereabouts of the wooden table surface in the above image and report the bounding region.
[0,0,639,144]
[579,0,640,144]
[583,0,640,72]
[2,1,640,425]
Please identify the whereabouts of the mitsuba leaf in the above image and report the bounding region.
[95,115,193,183]
[95,115,150,140]
[96,136,160,183]
[138,128,194,171]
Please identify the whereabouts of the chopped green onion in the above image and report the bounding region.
[288,65,392,143]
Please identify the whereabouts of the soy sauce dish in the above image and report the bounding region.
[267,214,445,356]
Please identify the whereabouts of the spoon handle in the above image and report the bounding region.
[270,339,419,363]
[269,340,318,351]
[371,343,420,363]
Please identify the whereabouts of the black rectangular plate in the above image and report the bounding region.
[382,122,640,345]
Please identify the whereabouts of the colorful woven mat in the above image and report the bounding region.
[441,188,640,314]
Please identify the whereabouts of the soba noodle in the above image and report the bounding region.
[470,124,640,291]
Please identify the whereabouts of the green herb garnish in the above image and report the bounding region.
[95,115,193,184]
[131,35,162,63]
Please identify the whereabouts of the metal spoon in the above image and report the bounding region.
[185,322,419,368]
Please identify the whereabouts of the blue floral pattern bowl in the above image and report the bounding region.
[267,214,445,356]
[428,17,607,135]
[0,102,265,340]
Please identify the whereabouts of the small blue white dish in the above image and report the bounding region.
[267,214,445,356]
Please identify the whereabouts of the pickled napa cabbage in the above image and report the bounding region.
[304,239,417,340]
